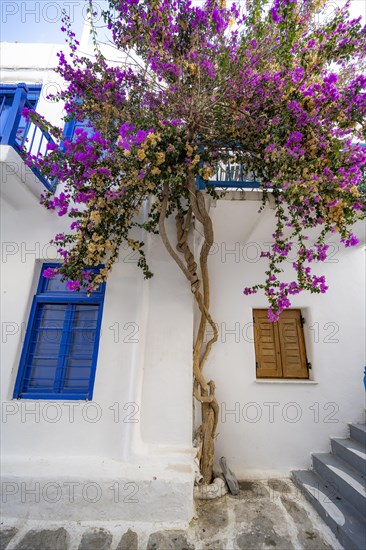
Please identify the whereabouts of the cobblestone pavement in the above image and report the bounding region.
[0,479,342,550]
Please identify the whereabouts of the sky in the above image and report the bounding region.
[1,1,110,44]
[0,0,365,44]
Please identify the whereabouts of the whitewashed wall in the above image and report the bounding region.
[0,168,195,521]
[203,198,365,478]
[0,43,194,522]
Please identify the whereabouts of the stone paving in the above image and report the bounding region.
[0,479,343,550]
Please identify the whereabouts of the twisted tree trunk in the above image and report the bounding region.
[159,177,219,484]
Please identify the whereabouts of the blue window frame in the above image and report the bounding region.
[13,264,106,400]
[63,118,94,142]
[63,119,85,142]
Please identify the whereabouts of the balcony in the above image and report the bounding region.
[197,161,260,190]
[0,83,55,193]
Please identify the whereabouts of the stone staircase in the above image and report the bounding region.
[292,423,366,550]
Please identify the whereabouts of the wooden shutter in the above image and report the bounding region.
[253,309,282,378]
[277,310,308,378]
[253,309,308,379]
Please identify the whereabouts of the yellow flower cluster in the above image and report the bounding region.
[200,167,215,180]
[147,132,160,147]
[186,143,194,157]
[128,239,140,250]
[87,241,104,254]
[90,211,101,225]
[183,60,197,74]
[92,233,103,242]
[329,204,345,224]
[155,152,166,165]
[191,154,200,167]
[137,149,146,161]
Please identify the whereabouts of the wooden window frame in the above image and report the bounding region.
[253,309,309,379]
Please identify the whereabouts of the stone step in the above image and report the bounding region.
[331,438,366,476]
[350,424,366,446]
[312,453,366,516]
[292,469,366,550]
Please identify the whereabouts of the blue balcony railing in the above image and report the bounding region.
[0,83,56,191]
[196,160,261,190]
[196,146,261,190]
[1,84,262,193]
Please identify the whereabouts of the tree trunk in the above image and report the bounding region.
[159,180,219,484]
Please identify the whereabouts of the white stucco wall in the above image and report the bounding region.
[1,41,195,520]
[0,155,195,521]
[202,198,365,478]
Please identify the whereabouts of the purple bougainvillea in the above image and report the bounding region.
[23,0,365,319]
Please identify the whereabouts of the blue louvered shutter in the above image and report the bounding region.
[13,265,105,400]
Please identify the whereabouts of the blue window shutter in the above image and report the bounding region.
[63,118,92,143]
[13,264,106,400]
[62,119,77,141]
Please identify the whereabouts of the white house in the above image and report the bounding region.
[1,41,365,527]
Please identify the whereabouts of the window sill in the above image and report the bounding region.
[255,379,318,385]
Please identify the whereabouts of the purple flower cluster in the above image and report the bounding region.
[118,122,154,150]
[66,280,81,291]
[46,192,70,216]
[341,234,360,247]
[291,67,304,84]
[43,267,58,279]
